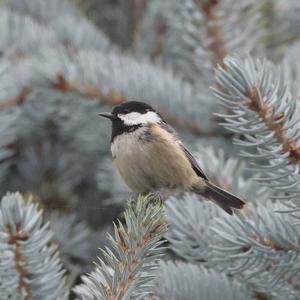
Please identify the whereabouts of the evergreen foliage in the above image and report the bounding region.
[0,192,68,299]
[148,261,252,300]
[1,0,300,299]
[74,195,167,300]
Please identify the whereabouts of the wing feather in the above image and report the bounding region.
[181,145,208,180]
[159,121,208,180]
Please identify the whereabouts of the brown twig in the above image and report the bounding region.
[196,0,229,67]
[42,195,71,213]
[256,293,269,300]
[151,21,167,61]
[7,223,33,299]
[0,74,216,136]
[241,234,299,299]
[242,235,287,253]
[0,87,32,110]
[53,74,125,106]
[247,86,300,164]
[105,218,166,299]
[130,0,148,47]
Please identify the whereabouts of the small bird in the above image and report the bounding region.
[99,101,245,215]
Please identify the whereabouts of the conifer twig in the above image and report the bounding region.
[196,0,229,67]
[74,195,167,300]
[53,74,202,134]
[166,197,300,298]
[148,261,252,300]
[130,0,148,47]
[0,74,209,135]
[246,86,300,164]
[214,55,300,198]
[0,87,32,110]
[0,192,68,299]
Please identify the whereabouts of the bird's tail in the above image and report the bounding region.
[194,180,245,215]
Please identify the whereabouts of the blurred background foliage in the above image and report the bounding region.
[1,0,300,299]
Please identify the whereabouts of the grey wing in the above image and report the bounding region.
[181,145,208,180]
[160,121,208,180]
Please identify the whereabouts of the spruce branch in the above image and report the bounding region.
[0,192,68,300]
[52,74,124,106]
[0,89,199,139]
[74,195,167,300]
[209,201,300,298]
[165,196,221,262]
[47,211,92,271]
[129,0,148,47]
[1,74,204,135]
[137,0,261,85]
[214,55,300,200]
[283,40,300,97]
[5,0,80,24]
[148,261,252,300]
[0,48,211,135]
[166,196,300,298]
[0,87,32,110]
[0,8,58,58]
[259,0,300,60]
[0,88,106,202]
[134,0,171,61]
[195,0,228,67]
[194,145,269,200]
[0,0,110,59]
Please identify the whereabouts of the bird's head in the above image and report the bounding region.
[99,101,163,140]
[99,101,162,126]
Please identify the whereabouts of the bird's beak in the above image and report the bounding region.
[98,112,115,120]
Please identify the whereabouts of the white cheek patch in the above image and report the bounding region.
[118,111,161,125]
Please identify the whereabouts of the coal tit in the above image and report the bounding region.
[99,101,245,214]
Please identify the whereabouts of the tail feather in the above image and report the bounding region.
[196,181,245,215]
